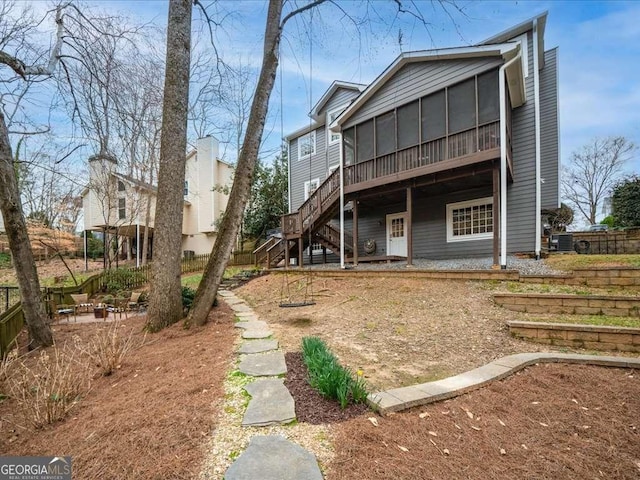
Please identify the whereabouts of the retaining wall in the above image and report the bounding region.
[494,293,640,317]
[508,320,640,353]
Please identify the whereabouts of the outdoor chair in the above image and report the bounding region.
[107,297,129,320]
[49,298,76,322]
[127,291,143,312]
[70,293,93,314]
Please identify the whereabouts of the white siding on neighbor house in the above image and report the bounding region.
[344,57,503,129]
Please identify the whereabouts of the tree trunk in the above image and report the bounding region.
[187,0,284,327]
[146,0,192,332]
[0,111,53,348]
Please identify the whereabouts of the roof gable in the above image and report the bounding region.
[310,81,365,120]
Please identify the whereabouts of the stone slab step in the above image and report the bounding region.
[234,320,269,330]
[242,330,273,340]
[239,351,286,376]
[242,379,295,427]
[224,436,322,480]
[238,339,279,354]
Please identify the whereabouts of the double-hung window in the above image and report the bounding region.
[446,197,493,242]
[304,178,320,200]
[326,105,347,145]
[298,131,316,159]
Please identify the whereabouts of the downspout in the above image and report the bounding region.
[339,132,345,269]
[499,47,522,269]
[533,19,542,260]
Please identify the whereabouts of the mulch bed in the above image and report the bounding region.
[284,351,369,424]
[326,363,640,480]
[1,304,236,480]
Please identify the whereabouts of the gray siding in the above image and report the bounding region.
[345,57,502,128]
[539,47,560,209]
[289,126,327,212]
[506,30,536,253]
[289,88,360,212]
[321,88,359,116]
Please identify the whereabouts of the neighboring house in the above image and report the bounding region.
[279,12,559,268]
[82,136,232,262]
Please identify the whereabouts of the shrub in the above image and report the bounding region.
[301,336,368,409]
[7,345,92,427]
[103,268,147,294]
[181,286,196,311]
[80,321,139,376]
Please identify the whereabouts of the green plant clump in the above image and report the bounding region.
[181,286,196,311]
[301,336,368,409]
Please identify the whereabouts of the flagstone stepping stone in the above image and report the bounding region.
[242,330,273,339]
[242,379,295,426]
[224,436,322,480]
[230,303,252,313]
[238,351,286,376]
[224,298,244,305]
[237,339,278,354]
[235,311,259,319]
[218,290,234,297]
[234,320,268,330]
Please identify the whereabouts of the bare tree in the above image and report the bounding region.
[146,0,193,331]
[0,1,67,348]
[186,0,323,327]
[562,137,635,225]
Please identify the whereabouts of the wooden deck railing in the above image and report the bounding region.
[317,224,353,252]
[345,121,502,187]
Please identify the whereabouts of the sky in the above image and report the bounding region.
[19,0,640,175]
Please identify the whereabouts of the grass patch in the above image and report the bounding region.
[526,315,640,329]
[181,273,202,289]
[545,254,640,271]
[301,336,368,409]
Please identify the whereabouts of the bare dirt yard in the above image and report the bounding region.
[235,273,639,391]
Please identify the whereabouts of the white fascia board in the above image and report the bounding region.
[310,81,366,120]
[481,12,547,69]
[334,44,520,129]
[284,121,322,141]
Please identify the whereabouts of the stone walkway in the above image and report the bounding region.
[218,289,323,480]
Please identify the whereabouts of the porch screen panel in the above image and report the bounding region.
[376,111,396,156]
[356,120,374,163]
[448,78,476,134]
[478,69,500,124]
[421,91,446,141]
[397,101,419,149]
[343,127,355,166]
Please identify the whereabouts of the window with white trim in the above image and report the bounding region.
[446,197,493,242]
[326,105,347,145]
[298,131,316,159]
[184,180,189,196]
[304,178,320,200]
[118,197,126,220]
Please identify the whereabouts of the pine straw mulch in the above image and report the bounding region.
[324,363,640,480]
[0,304,236,480]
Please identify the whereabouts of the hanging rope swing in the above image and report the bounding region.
[279,8,315,308]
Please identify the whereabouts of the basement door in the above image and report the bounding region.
[386,212,408,257]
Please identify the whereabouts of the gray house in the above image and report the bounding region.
[274,12,559,268]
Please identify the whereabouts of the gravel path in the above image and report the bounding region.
[308,256,563,276]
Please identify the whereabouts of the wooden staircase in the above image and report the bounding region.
[254,169,352,268]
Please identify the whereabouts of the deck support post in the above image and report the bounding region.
[353,200,359,266]
[406,187,413,266]
[492,163,500,267]
[284,239,290,268]
[322,246,327,264]
[298,237,304,268]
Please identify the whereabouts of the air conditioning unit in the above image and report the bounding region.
[550,234,573,252]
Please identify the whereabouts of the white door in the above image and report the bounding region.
[386,213,407,257]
